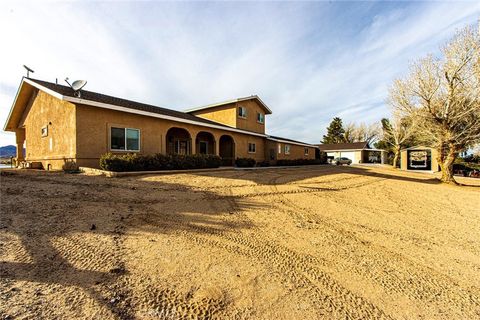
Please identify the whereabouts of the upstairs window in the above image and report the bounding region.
[41,125,48,137]
[304,148,309,155]
[284,144,291,155]
[248,142,256,153]
[257,112,264,124]
[111,127,140,151]
[238,106,247,118]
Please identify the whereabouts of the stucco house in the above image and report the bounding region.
[4,78,316,170]
[316,142,386,164]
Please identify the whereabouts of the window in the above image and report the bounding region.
[257,112,264,124]
[41,125,48,137]
[238,106,247,118]
[304,148,309,155]
[284,144,291,155]
[248,142,256,153]
[278,144,282,154]
[111,127,140,151]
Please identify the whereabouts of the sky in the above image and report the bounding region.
[0,1,479,146]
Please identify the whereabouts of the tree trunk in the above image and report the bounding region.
[437,146,457,184]
[392,146,400,168]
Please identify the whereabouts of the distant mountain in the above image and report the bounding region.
[0,145,16,158]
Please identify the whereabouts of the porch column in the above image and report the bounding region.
[190,138,196,155]
[15,128,25,165]
[215,139,220,156]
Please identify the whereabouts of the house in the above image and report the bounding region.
[400,146,440,172]
[316,142,385,164]
[3,78,316,170]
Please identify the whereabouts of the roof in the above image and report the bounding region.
[184,95,273,115]
[4,78,264,137]
[315,142,369,151]
[267,135,315,147]
[402,145,434,151]
[27,78,231,128]
[4,78,315,147]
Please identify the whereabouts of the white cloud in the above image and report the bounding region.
[0,2,479,147]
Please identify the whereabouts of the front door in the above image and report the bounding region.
[199,141,208,154]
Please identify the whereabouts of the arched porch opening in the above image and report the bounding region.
[219,135,235,166]
[195,131,215,155]
[166,127,192,155]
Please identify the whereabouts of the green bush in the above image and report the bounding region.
[318,151,328,164]
[99,153,222,172]
[276,158,323,166]
[257,160,270,167]
[235,157,256,167]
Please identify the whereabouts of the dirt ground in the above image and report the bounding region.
[0,165,479,320]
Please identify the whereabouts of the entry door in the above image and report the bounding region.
[176,140,189,155]
[199,141,208,154]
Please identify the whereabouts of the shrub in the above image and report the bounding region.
[318,151,328,164]
[235,157,256,167]
[257,160,270,167]
[99,153,222,172]
[276,158,323,166]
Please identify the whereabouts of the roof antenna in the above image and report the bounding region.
[23,65,34,78]
[65,77,87,98]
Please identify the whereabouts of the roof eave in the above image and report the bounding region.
[185,95,273,115]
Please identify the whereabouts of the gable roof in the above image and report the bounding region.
[4,78,264,137]
[4,78,316,147]
[27,78,233,127]
[315,142,369,151]
[184,95,273,115]
[267,135,314,148]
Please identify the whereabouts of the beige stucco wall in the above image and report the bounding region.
[22,90,77,169]
[234,100,266,134]
[190,103,237,128]
[264,140,315,164]
[191,100,266,134]
[75,104,267,168]
[276,142,315,160]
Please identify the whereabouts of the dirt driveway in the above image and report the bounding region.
[1,165,479,319]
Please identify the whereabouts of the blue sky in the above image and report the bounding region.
[1,1,479,146]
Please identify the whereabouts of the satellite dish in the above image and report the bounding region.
[71,80,87,91]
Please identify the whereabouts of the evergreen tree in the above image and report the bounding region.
[322,117,345,144]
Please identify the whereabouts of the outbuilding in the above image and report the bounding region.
[400,146,440,172]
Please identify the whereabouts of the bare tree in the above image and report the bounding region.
[379,115,417,168]
[389,24,480,183]
[343,122,379,145]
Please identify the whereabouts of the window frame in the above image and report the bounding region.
[278,144,282,154]
[238,106,247,118]
[257,112,264,124]
[304,147,309,155]
[284,144,291,155]
[110,127,141,152]
[248,142,256,154]
[41,125,48,138]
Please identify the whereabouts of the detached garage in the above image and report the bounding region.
[316,142,386,164]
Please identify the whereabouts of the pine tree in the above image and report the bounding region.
[322,117,345,144]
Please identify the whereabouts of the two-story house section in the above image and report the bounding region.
[184,95,272,135]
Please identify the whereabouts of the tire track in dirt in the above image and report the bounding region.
[267,175,480,318]
[136,189,393,320]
